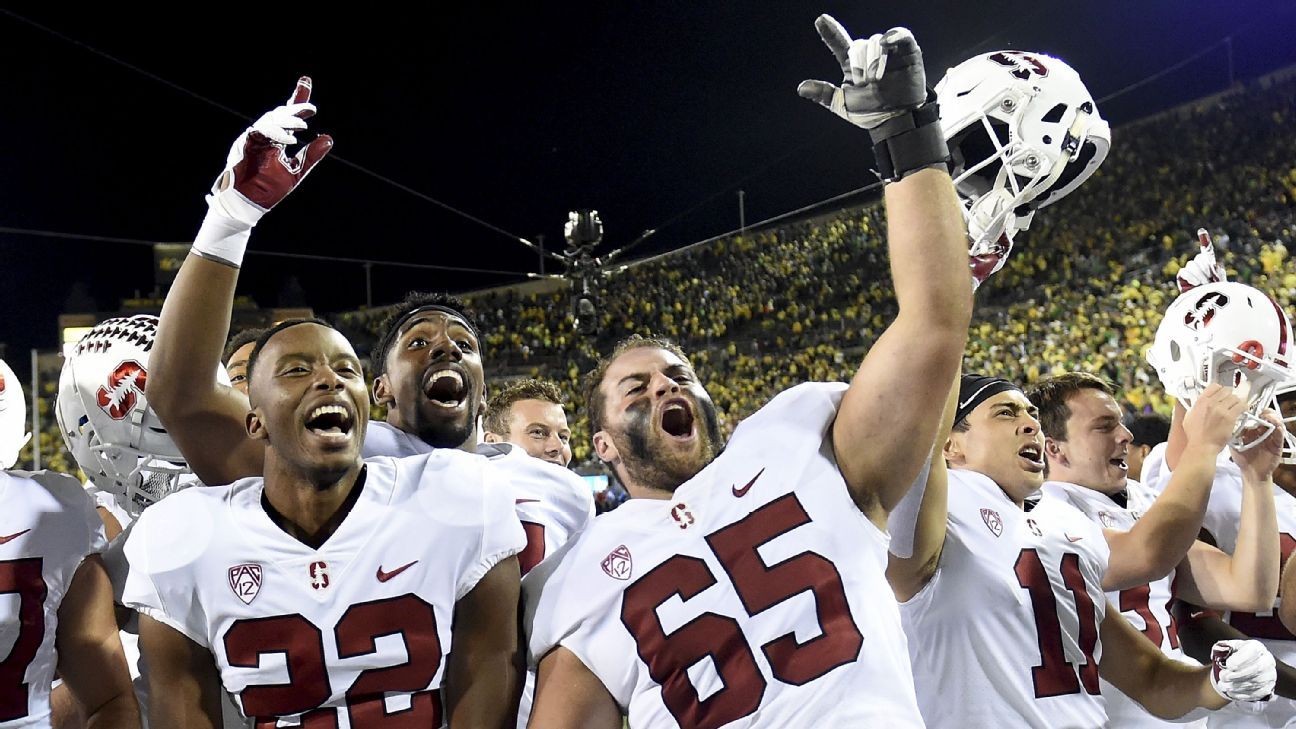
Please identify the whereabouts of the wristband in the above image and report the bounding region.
[192,203,252,268]
[869,93,949,182]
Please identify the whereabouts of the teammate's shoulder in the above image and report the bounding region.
[5,468,88,501]
[728,381,846,446]
[479,443,591,499]
[761,381,848,414]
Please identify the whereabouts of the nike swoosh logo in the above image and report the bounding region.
[732,468,765,498]
[1066,534,1084,543]
[376,560,419,583]
[515,498,540,504]
[0,530,30,545]
[958,382,1002,411]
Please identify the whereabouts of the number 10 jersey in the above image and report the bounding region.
[523,383,925,728]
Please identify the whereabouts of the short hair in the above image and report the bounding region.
[371,292,479,380]
[1129,412,1171,447]
[246,318,333,385]
[223,327,267,365]
[1024,372,1118,441]
[581,334,691,436]
[484,379,565,435]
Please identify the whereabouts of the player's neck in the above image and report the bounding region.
[262,460,366,549]
[456,427,478,453]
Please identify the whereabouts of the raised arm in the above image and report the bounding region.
[55,556,140,729]
[886,370,957,600]
[444,557,523,729]
[1178,410,1283,611]
[151,77,332,485]
[798,18,970,525]
[1102,384,1242,590]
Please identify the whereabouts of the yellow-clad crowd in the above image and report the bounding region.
[19,71,1296,473]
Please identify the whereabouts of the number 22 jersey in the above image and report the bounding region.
[122,450,524,728]
[523,383,925,728]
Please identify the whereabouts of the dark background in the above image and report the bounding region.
[3,1,1294,367]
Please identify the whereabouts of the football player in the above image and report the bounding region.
[483,379,573,467]
[145,80,594,726]
[1029,371,1283,728]
[0,357,141,728]
[1143,258,1296,728]
[222,328,265,396]
[523,16,969,726]
[146,79,593,578]
[888,372,1276,727]
[52,315,249,729]
[123,319,525,727]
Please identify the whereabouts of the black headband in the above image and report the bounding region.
[955,374,1022,424]
[390,304,479,342]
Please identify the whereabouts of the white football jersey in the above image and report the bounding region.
[121,451,524,728]
[1182,465,1296,728]
[1041,479,1204,728]
[524,383,925,728]
[902,468,1111,728]
[363,422,594,573]
[0,470,108,728]
[364,421,594,729]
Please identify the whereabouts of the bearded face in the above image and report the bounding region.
[593,347,724,496]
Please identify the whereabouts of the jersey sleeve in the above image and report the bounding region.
[30,470,108,558]
[120,498,212,647]
[457,456,526,600]
[521,535,582,668]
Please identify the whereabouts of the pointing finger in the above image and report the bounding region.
[288,76,313,107]
[813,15,853,80]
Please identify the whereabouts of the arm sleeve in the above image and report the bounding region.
[458,460,526,600]
[120,509,212,647]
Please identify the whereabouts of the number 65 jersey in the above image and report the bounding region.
[122,450,524,728]
[523,383,925,728]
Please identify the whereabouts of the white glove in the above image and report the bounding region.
[1176,228,1227,292]
[193,77,334,267]
[797,18,928,131]
[1210,640,1276,705]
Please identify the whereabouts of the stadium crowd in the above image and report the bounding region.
[4,23,1296,727]
[15,71,1296,474]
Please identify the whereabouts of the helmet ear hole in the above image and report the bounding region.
[1170,341,1182,362]
[1040,103,1067,123]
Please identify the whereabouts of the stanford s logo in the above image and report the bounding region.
[981,508,1004,538]
[988,51,1050,81]
[1185,291,1229,331]
[96,360,147,420]
[309,560,331,590]
[601,545,633,581]
[228,564,263,605]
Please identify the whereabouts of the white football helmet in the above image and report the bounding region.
[0,358,32,469]
[937,51,1111,257]
[1147,282,1296,455]
[56,315,195,515]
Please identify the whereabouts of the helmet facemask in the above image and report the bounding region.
[938,51,1111,261]
[1149,282,1296,458]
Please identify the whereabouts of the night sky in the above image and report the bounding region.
[3,1,1295,368]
